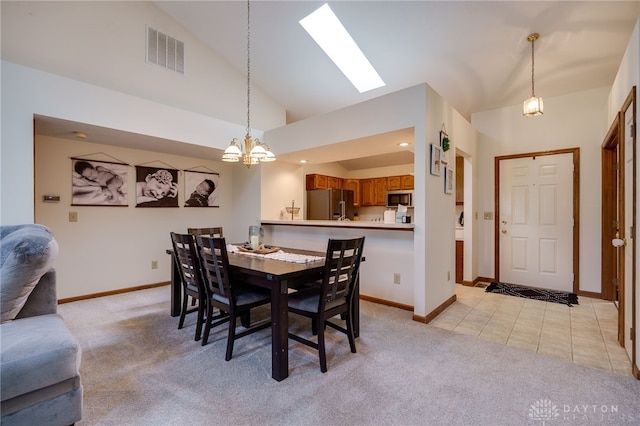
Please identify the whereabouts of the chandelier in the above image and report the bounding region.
[223,0,276,167]
[523,32,543,117]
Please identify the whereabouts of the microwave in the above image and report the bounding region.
[386,190,414,207]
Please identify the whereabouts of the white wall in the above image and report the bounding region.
[1,1,284,131]
[35,136,236,299]
[472,87,610,293]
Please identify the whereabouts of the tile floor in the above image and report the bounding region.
[430,284,633,377]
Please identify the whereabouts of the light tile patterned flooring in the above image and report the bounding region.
[430,284,633,377]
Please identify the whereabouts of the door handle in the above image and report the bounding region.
[612,238,626,247]
[501,229,507,234]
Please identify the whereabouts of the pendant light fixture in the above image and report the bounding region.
[523,32,543,117]
[222,0,276,167]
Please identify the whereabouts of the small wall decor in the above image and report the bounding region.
[440,130,450,165]
[135,166,179,207]
[71,158,128,206]
[430,143,442,176]
[184,171,220,207]
[444,166,454,194]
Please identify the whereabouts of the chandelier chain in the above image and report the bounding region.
[530,35,535,97]
[246,0,251,135]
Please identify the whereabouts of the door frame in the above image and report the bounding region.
[602,87,637,376]
[494,148,580,293]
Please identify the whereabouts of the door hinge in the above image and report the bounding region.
[614,163,620,170]
[631,124,635,137]
[613,278,619,287]
[631,328,634,340]
[613,220,619,229]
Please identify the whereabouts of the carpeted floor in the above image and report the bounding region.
[58,286,640,425]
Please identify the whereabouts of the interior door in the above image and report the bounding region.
[497,152,575,291]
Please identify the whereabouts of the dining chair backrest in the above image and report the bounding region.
[196,236,233,303]
[320,237,365,309]
[170,232,204,296]
[188,227,223,238]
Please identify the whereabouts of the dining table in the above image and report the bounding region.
[166,244,361,381]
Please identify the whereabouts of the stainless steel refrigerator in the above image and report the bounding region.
[306,189,355,220]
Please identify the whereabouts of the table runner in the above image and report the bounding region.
[227,245,324,264]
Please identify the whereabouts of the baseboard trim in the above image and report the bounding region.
[58,281,170,304]
[412,293,457,324]
[577,289,602,299]
[359,294,413,311]
[634,363,640,380]
[476,276,494,283]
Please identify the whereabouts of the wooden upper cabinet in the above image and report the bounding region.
[401,175,414,189]
[387,176,402,191]
[306,174,327,190]
[360,179,374,206]
[387,175,414,190]
[327,176,343,189]
[344,179,360,206]
[374,178,387,205]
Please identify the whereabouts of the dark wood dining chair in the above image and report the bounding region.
[187,227,223,238]
[196,236,271,359]
[170,232,212,341]
[287,236,365,372]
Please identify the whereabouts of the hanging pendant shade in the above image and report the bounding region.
[523,33,543,117]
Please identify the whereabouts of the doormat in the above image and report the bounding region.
[485,282,578,306]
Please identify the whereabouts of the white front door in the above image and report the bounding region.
[499,153,574,291]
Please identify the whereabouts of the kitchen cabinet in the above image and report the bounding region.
[306,174,343,190]
[401,175,414,189]
[361,178,387,206]
[327,176,343,189]
[374,178,387,205]
[456,156,464,205]
[306,174,327,190]
[344,179,360,206]
[456,240,463,283]
[387,175,414,191]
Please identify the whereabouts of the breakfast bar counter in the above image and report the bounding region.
[260,219,414,231]
[261,219,415,308]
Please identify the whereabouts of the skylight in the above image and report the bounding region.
[300,3,385,93]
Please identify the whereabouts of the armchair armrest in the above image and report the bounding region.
[15,268,57,319]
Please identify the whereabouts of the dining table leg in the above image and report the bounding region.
[270,278,289,381]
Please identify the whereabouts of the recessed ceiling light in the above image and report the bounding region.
[300,4,385,93]
[299,160,308,164]
[398,142,410,147]
[73,131,87,139]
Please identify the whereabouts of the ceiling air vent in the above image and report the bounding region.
[146,26,184,74]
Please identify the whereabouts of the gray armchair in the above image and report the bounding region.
[0,225,82,426]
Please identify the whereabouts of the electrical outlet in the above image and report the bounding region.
[393,273,401,284]
[151,260,158,270]
[69,212,78,222]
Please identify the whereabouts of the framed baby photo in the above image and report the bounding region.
[135,166,179,207]
[71,158,128,206]
[184,171,220,207]
[444,166,454,194]
[430,144,442,176]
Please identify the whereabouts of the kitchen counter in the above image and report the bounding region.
[261,219,414,231]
